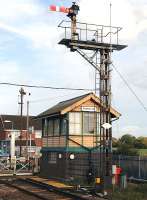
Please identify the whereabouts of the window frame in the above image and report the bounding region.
[69,112,82,135]
[43,118,48,137]
[54,118,60,136]
[60,118,67,136]
[48,119,54,136]
[82,111,100,135]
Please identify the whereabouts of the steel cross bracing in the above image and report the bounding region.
[76,49,100,94]
[76,49,100,71]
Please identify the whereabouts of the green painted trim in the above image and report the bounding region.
[67,147,101,153]
[41,147,67,152]
[41,147,88,153]
[41,146,101,153]
[66,147,88,153]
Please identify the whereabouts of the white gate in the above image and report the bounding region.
[0,157,34,175]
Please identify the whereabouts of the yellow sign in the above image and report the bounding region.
[95,178,101,184]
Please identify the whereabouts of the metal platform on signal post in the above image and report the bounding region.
[59,38,127,51]
[58,20,127,51]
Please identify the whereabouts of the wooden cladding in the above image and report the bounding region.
[68,136,99,148]
[73,99,100,112]
[42,136,66,147]
[42,135,99,148]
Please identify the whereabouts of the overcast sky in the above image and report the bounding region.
[0,0,147,138]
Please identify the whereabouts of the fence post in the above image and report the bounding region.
[138,156,141,179]
[118,155,121,167]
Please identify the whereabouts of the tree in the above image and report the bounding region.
[112,137,119,148]
[120,134,136,146]
[114,134,138,155]
[116,143,138,156]
[134,137,146,149]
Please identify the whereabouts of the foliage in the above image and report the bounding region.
[116,144,138,156]
[134,137,147,149]
[113,134,147,156]
[120,134,136,145]
[112,137,118,147]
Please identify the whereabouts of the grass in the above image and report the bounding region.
[111,183,147,200]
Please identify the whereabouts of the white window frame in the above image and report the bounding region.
[69,112,81,135]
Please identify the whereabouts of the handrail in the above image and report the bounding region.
[58,20,122,30]
[58,20,122,45]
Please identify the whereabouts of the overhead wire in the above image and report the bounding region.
[112,63,147,112]
[0,82,94,92]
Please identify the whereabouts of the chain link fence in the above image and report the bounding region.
[113,155,147,180]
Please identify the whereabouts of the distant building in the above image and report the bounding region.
[36,93,120,182]
[0,115,42,157]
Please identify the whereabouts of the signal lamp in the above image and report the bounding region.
[67,2,79,19]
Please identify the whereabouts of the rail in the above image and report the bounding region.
[0,177,105,200]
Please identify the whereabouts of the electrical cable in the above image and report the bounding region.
[112,63,147,112]
[0,82,94,92]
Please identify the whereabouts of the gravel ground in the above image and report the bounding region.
[0,184,39,200]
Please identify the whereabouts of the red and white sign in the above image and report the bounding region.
[49,5,69,13]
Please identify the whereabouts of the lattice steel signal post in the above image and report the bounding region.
[50,2,127,193]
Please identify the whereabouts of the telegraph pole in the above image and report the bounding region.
[26,100,29,159]
[19,87,26,157]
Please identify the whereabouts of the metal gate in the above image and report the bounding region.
[0,157,34,176]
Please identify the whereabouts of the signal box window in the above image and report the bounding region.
[69,112,81,135]
[43,119,48,137]
[83,112,95,134]
[61,119,67,135]
[48,120,54,136]
[54,119,60,136]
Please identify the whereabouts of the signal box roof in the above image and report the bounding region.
[36,93,120,119]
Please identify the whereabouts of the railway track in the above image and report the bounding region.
[0,178,80,200]
[0,178,104,200]
[0,182,38,200]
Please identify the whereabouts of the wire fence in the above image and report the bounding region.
[67,152,101,181]
[113,155,147,180]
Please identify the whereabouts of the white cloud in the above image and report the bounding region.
[0,61,20,81]
[0,0,147,49]
[23,23,60,48]
[0,0,59,48]
[0,0,44,21]
[79,0,147,42]
[1,0,147,49]
[0,20,61,49]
